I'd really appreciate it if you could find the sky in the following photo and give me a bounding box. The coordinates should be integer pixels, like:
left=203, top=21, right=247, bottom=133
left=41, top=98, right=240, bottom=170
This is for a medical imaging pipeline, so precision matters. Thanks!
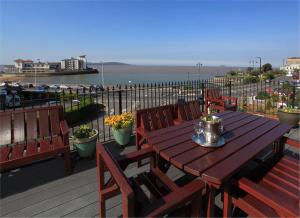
left=0, top=0, right=299, bottom=67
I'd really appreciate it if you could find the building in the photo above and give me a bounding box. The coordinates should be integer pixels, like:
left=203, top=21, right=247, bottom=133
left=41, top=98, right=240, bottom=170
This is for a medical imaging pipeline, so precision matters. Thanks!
left=13, top=59, right=60, bottom=73
left=60, top=55, right=87, bottom=71
left=280, top=57, right=300, bottom=72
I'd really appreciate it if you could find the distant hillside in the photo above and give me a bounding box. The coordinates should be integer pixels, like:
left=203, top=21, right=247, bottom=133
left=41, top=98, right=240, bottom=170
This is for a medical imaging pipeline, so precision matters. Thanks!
left=88, top=62, right=130, bottom=66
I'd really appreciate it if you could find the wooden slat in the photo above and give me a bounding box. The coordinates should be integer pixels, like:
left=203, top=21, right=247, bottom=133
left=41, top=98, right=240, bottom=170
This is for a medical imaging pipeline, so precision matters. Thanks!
left=184, top=104, right=193, bottom=121
left=13, top=112, right=25, bottom=143
left=149, top=110, right=160, bottom=130
left=0, top=113, right=12, bottom=145
left=49, top=109, right=60, bottom=136
left=157, top=109, right=167, bottom=129
left=171, top=117, right=269, bottom=170
left=26, top=111, right=37, bottom=141
left=259, top=179, right=299, bottom=204
left=52, top=136, right=64, bottom=149
left=233, top=195, right=279, bottom=217
left=177, top=104, right=187, bottom=121
left=262, top=174, right=299, bottom=199
left=26, top=141, right=38, bottom=156
left=141, top=113, right=151, bottom=132
left=39, top=110, right=49, bottom=138
left=202, top=123, right=292, bottom=184
left=184, top=118, right=279, bottom=176
left=39, top=139, right=51, bottom=152
left=0, top=146, right=11, bottom=162
left=164, top=108, right=174, bottom=127
left=10, top=144, right=25, bottom=160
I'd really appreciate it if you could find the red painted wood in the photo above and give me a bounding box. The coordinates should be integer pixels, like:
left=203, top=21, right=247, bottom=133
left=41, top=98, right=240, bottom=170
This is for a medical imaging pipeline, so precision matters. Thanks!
left=26, top=111, right=38, bottom=141
left=237, top=178, right=299, bottom=217
left=149, top=110, right=160, bottom=130
left=232, top=195, right=279, bottom=217
left=141, top=112, right=151, bottom=131
left=10, top=144, right=25, bottom=160
left=50, top=108, right=60, bottom=135
left=39, top=139, right=51, bottom=152
left=39, top=109, right=50, bottom=137
left=26, top=141, right=38, bottom=156
left=157, top=109, right=167, bottom=128
left=174, top=118, right=269, bottom=172
left=13, top=112, right=25, bottom=143
left=202, top=123, right=292, bottom=184
left=0, top=106, right=70, bottom=174
left=262, top=175, right=299, bottom=199
left=0, top=113, right=12, bottom=145
left=0, top=146, right=11, bottom=162
left=164, top=108, right=174, bottom=126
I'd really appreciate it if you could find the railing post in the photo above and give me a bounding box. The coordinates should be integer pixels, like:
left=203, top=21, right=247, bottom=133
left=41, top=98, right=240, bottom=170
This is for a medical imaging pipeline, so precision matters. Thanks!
left=229, top=80, right=232, bottom=104
left=292, top=81, right=296, bottom=108
left=118, top=88, right=122, bottom=114
left=201, top=82, right=205, bottom=112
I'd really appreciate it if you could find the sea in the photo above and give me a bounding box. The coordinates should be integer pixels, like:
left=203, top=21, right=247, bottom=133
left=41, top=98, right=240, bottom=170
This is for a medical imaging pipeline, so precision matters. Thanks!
left=20, top=65, right=240, bottom=85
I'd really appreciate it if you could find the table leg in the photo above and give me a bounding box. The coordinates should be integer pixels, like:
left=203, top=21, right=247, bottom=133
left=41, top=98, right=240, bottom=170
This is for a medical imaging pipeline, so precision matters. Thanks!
left=223, top=184, right=232, bottom=218
left=207, top=184, right=216, bottom=217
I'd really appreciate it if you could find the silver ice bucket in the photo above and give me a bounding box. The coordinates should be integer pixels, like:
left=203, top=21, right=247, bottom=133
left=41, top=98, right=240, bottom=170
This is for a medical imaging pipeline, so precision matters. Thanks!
left=200, top=115, right=223, bottom=144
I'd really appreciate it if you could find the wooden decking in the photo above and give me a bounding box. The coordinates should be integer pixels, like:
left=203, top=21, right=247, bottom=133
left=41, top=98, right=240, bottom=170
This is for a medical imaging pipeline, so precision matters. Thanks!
left=0, top=128, right=299, bottom=217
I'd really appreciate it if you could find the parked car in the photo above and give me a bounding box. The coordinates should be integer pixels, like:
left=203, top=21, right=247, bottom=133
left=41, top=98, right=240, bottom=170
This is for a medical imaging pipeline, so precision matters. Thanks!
left=23, top=83, right=34, bottom=88
left=50, top=84, right=60, bottom=89
left=60, top=84, right=70, bottom=89
left=5, top=94, right=21, bottom=107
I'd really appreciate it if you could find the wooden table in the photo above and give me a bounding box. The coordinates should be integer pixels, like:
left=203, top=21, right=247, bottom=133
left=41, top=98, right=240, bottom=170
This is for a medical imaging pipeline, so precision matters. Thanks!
left=146, top=111, right=293, bottom=217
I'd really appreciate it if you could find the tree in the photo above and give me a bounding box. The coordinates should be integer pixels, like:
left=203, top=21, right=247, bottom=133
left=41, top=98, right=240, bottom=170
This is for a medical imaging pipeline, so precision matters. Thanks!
left=262, top=63, right=272, bottom=72
left=249, top=70, right=260, bottom=77
left=226, top=70, right=238, bottom=76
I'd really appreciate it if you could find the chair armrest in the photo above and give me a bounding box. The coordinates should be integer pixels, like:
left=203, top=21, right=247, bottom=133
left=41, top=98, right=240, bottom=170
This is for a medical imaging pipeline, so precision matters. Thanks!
left=60, top=120, right=70, bottom=145
left=147, top=179, right=205, bottom=217
left=221, top=96, right=238, bottom=104
left=237, top=178, right=298, bottom=217
left=117, top=147, right=155, bottom=167
left=207, top=98, right=225, bottom=106
left=283, top=137, right=300, bottom=149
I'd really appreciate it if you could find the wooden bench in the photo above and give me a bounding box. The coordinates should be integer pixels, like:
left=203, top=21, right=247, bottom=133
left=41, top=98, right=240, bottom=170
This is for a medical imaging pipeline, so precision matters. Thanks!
left=205, top=88, right=237, bottom=113
left=96, top=142, right=205, bottom=217
left=0, top=106, right=71, bottom=175
left=232, top=137, right=300, bottom=217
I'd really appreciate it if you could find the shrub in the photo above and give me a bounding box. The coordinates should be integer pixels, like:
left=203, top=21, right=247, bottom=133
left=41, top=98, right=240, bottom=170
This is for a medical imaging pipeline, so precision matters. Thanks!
left=256, top=91, right=270, bottom=100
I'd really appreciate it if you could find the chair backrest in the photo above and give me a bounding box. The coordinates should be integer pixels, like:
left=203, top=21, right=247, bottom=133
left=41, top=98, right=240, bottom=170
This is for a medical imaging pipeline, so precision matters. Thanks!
left=96, top=143, right=135, bottom=217
left=0, top=106, right=64, bottom=146
left=136, top=105, right=175, bottom=132
left=205, top=88, right=221, bottom=100
left=177, top=100, right=202, bottom=121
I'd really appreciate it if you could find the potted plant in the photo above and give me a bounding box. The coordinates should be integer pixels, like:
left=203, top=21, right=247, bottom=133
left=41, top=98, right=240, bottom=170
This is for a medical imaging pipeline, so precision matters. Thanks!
left=73, top=125, right=98, bottom=158
left=277, top=106, right=300, bottom=127
left=105, top=112, right=134, bottom=146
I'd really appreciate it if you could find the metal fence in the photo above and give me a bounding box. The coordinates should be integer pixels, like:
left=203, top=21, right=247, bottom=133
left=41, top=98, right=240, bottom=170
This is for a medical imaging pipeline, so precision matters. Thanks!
left=1, top=77, right=298, bottom=142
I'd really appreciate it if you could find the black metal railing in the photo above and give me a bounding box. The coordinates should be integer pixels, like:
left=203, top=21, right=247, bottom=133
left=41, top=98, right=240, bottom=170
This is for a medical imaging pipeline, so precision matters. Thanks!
left=0, top=77, right=298, bottom=142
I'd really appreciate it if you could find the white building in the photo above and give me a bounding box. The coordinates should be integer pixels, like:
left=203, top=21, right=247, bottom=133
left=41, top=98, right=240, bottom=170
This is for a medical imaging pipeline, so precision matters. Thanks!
left=14, top=59, right=53, bottom=73
left=280, top=57, right=300, bottom=72
left=61, top=55, right=87, bottom=71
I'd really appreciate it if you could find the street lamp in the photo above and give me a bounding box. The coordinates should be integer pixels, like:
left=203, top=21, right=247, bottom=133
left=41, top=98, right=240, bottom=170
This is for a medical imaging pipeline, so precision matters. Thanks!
left=35, top=59, right=40, bottom=87
left=196, top=63, right=202, bottom=80
left=99, top=61, right=104, bottom=87
left=256, top=57, right=262, bottom=74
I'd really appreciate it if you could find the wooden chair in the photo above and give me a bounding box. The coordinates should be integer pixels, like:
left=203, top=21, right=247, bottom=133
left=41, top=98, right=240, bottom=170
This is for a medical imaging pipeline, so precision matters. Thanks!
left=176, top=100, right=203, bottom=121
left=135, top=105, right=175, bottom=153
left=231, top=137, right=300, bottom=217
left=0, top=106, right=71, bottom=174
left=205, top=88, right=237, bottom=113
left=96, top=142, right=205, bottom=217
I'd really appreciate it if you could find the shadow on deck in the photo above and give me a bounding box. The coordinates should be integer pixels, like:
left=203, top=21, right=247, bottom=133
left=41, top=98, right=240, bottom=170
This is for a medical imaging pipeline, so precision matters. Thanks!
left=0, top=128, right=299, bottom=217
